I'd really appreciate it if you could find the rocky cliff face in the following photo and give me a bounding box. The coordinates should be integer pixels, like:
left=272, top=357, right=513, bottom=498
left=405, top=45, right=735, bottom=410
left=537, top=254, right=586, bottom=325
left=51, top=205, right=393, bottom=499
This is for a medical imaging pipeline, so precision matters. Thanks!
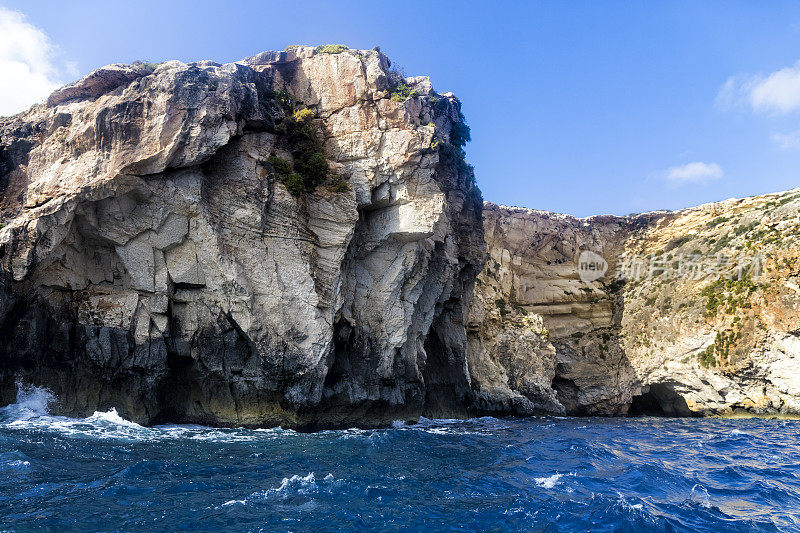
left=0, top=46, right=484, bottom=428
left=470, top=190, right=800, bottom=417
left=2, top=45, right=797, bottom=427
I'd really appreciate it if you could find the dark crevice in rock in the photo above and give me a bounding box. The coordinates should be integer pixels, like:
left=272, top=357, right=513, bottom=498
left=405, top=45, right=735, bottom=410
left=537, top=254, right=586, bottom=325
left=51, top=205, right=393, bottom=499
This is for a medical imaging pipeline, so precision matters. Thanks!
left=628, top=383, right=698, bottom=417
left=552, top=377, right=584, bottom=416
left=421, top=299, right=471, bottom=419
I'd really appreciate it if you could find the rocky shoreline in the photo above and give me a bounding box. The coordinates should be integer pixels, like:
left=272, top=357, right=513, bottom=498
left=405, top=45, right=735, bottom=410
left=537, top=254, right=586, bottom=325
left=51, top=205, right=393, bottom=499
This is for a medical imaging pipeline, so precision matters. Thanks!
left=1, top=46, right=798, bottom=428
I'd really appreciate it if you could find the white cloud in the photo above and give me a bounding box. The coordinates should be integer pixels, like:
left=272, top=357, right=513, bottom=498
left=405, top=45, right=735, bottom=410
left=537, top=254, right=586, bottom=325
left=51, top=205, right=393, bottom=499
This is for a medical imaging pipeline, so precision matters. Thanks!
left=749, top=61, right=800, bottom=113
left=0, top=7, right=70, bottom=116
left=772, top=129, right=800, bottom=150
left=663, top=162, right=724, bottom=186
left=717, top=60, right=800, bottom=114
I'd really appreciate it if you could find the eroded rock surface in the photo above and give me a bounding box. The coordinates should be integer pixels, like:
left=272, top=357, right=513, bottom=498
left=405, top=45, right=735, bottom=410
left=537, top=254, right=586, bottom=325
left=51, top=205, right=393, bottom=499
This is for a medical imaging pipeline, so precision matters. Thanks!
left=0, top=46, right=484, bottom=428
left=3, top=45, right=798, bottom=426
left=470, top=191, right=800, bottom=417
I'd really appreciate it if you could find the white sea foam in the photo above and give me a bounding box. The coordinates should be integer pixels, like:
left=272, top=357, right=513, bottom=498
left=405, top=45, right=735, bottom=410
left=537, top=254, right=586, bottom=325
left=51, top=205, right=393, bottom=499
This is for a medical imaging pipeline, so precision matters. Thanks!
left=2, top=386, right=156, bottom=441
left=86, top=408, right=144, bottom=428
left=155, top=426, right=265, bottom=443
left=0, top=384, right=289, bottom=443
left=1, top=383, right=53, bottom=421
left=534, top=473, right=563, bottom=489
left=688, top=484, right=712, bottom=508
left=219, top=472, right=339, bottom=508
left=6, top=410, right=153, bottom=441
left=274, top=472, right=317, bottom=494
left=0, top=452, right=31, bottom=471
left=243, top=472, right=321, bottom=501
left=407, top=416, right=505, bottom=436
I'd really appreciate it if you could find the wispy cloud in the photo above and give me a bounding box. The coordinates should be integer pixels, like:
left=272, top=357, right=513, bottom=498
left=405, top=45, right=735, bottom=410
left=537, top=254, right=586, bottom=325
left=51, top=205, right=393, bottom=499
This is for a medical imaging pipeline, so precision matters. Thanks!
left=717, top=60, right=800, bottom=114
left=662, top=162, right=724, bottom=186
left=0, top=7, right=74, bottom=116
left=772, top=129, right=800, bottom=150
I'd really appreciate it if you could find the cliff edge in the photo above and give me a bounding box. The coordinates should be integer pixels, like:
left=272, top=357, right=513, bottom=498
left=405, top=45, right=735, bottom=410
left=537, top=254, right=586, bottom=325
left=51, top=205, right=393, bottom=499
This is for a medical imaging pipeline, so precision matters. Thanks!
left=470, top=191, right=800, bottom=417
left=0, top=46, right=484, bottom=428
left=2, top=45, right=797, bottom=426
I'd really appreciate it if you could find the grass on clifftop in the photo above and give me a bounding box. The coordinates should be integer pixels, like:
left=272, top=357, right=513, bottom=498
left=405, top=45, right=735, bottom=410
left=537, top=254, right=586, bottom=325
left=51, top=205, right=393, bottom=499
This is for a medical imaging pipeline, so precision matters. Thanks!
left=387, top=68, right=419, bottom=102
left=314, top=44, right=349, bottom=54
left=132, top=60, right=162, bottom=74
left=389, top=81, right=418, bottom=102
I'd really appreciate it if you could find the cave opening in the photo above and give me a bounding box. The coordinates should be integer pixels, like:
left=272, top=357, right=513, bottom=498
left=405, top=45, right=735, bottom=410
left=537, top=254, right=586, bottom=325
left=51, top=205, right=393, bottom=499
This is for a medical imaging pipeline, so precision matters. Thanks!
left=421, top=300, right=472, bottom=419
left=628, top=383, right=696, bottom=417
left=552, top=376, right=584, bottom=415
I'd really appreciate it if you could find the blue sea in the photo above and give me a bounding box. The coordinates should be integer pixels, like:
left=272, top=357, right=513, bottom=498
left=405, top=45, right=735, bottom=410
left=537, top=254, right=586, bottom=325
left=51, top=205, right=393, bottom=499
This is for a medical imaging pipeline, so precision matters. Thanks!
left=1, top=387, right=799, bottom=532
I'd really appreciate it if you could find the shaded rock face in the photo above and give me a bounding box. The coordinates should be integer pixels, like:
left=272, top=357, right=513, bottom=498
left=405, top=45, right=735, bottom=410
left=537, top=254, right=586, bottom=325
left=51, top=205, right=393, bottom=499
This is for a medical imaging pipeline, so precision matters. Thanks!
left=467, top=206, right=634, bottom=416
left=0, top=47, right=484, bottom=428
left=470, top=191, right=800, bottom=417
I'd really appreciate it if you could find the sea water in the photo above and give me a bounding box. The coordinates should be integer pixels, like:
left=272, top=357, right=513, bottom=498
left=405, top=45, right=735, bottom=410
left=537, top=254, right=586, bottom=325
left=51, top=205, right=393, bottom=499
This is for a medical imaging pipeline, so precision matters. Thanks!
left=1, top=386, right=799, bottom=532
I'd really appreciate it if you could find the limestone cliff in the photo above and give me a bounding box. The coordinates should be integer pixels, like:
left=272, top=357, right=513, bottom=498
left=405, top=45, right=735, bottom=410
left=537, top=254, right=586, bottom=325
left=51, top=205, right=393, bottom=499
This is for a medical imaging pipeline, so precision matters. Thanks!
left=2, top=45, right=797, bottom=426
left=0, top=46, right=484, bottom=428
left=470, top=190, right=800, bottom=417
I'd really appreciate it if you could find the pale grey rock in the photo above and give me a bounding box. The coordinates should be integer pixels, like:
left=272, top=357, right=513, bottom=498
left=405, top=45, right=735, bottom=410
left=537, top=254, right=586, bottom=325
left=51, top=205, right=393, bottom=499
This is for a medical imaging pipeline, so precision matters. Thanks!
left=0, top=46, right=484, bottom=429
left=6, top=44, right=795, bottom=425
left=470, top=191, right=800, bottom=417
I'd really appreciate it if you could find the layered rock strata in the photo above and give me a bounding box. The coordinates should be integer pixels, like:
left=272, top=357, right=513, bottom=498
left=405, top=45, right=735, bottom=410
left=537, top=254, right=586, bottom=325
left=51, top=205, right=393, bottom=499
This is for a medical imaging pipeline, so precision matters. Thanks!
left=470, top=190, right=800, bottom=417
left=0, top=46, right=484, bottom=428
left=2, top=45, right=798, bottom=426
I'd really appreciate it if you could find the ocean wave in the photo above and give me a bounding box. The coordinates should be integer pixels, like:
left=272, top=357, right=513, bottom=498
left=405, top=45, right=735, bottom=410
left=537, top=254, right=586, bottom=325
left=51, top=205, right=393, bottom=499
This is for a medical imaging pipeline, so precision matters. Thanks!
left=687, top=484, right=712, bottom=508
left=0, top=450, right=32, bottom=473
left=400, top=416, right=509, bottom=436
left=1, top=388, right=157, bottom=442
left=534, top=473, right=563, bottom=488
left=0, top=384, right=294, bottom=443
left=0, top=383, right=53, bottom=422
left=220, top=472, right=339, bottom=508
left=534, top=472, right=577, bottom=489
left=2, top=385, right=800, bottom=532
left=272, top=472, right=319, bottom=494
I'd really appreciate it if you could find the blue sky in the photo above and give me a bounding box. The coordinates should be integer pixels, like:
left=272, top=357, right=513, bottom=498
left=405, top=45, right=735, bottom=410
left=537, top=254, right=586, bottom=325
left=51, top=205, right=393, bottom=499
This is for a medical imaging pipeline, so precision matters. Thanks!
left=2, top=1, right=800, bottom=217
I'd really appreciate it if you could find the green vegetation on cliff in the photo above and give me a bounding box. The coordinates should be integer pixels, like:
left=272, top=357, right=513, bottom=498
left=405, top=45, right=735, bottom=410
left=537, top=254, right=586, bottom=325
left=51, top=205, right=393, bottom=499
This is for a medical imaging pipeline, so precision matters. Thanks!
left=269, top=108, right=339, bottom=196
left=314, top=44, right=349, bottom=54
left=701, top=276, right=758, bottom=318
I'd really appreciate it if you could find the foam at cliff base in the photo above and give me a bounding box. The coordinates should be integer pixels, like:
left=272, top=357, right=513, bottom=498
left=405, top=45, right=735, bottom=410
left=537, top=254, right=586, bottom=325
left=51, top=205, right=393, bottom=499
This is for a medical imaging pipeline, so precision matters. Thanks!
left=0, top=384, right=285, bottom=443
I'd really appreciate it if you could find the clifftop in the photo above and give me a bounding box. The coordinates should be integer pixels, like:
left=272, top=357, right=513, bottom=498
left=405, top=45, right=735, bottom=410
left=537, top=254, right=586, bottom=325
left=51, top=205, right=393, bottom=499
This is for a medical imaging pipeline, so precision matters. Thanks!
left=0, top=46, right=453, bottom=216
